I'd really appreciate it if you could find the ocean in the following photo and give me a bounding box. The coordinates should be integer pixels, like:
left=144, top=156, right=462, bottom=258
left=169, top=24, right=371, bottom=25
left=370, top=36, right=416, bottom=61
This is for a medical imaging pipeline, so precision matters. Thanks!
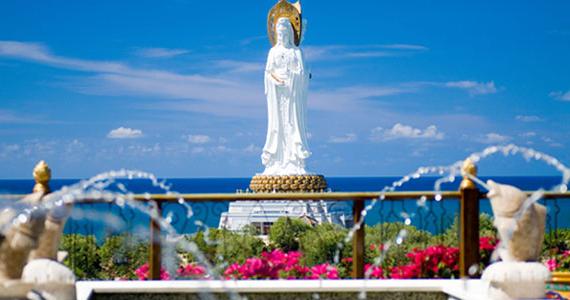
left=0, top=176, right=568, bottom=239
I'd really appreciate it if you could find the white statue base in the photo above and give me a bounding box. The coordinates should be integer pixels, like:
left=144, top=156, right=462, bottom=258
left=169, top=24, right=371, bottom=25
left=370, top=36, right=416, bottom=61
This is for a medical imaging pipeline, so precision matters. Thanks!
left=482, top=261, right=550, bottom=300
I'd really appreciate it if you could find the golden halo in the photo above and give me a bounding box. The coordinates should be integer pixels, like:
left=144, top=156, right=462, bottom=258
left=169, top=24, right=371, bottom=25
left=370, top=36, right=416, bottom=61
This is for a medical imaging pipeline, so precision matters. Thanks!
left=267, top=0, right=302, bottom=46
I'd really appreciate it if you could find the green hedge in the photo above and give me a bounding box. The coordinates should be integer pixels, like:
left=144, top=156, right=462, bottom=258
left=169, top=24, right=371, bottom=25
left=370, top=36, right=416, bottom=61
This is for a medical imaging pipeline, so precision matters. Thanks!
left=59, top=214, right=568, bottom=279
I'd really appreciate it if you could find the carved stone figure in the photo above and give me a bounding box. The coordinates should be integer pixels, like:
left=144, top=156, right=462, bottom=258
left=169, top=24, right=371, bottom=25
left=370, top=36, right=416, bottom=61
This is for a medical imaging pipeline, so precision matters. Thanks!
left=482, top=180, right=550, bottom=300
left=486, top=180, right=546, bottom=262
left=262, top=16, right=311, bottom=175
left=0, top=191, right=46, bottom=281
left=28, top=204, right=71, bottom=261
left=0, top=161, right=75, bottom=300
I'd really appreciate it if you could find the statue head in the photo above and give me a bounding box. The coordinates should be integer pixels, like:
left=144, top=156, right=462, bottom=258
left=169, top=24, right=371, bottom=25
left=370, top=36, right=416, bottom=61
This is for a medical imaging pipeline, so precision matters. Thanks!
left=276, top=17, right=295, bottom=47
left=267, top=0, right=302, bottom=46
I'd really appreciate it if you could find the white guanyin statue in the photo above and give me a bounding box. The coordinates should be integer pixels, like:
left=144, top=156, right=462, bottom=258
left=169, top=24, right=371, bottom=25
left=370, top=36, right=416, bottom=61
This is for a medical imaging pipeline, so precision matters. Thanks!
left=261, top=17, right=311, bottom=175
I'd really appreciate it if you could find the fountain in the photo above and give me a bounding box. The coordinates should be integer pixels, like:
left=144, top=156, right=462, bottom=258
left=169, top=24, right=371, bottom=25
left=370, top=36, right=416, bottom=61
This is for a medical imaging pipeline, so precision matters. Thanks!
left=481, top=181, right=550, bottom=299
left=0, top=161, right=76, bottom=300
left=0, top=144, right=567, bottom=300
left=0, top=1, right=568, bottom=300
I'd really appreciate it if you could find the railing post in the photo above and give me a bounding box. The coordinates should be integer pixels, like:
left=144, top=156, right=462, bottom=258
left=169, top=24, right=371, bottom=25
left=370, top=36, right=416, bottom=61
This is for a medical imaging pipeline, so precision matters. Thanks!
left=352, top=198, right=365, bottom=279
left=149, top=200, right=162, bottom=280
left=459, top=159, right=480, bottom=278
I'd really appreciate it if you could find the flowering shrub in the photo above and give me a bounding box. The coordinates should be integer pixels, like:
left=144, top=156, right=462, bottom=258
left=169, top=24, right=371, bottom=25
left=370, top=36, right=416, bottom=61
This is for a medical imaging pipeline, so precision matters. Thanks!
left=177, top=263, right=207, bottom=279
left=135, top=263, right=171, bottom=280
left=544, top=250, right=570, bottom=272
left=390, top=245, right=459, bottom=279
left=135, top=263, right=208, bottom=280
left=479, top=236, right=498, bottom=267
left=223, top=249, right=339, bottom=280
left=365, top=264, right=384, bottom=279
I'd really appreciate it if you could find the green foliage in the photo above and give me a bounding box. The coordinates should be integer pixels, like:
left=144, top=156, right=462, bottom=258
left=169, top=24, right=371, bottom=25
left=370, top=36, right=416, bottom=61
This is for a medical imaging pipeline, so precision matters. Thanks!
left=269, top=217, right=312, bottom=251
left=300, top=223, right=350, bottom=265
left=59, top=234, right=100, bottom=279
left=437, top=213, right=497, bottom=247
left=365, top=222, right=434, bottom=273
left=479, top=213, right=497, bottom=237
left=97, top=234, right=148, bottom=279
left=57, top=212, right=567, bottom=280
left=543, top=228, right=570, bottom=255
left=214, top=229, right=266, bottom=264
left=181, top=228, right=266, bottom=266
left=182, top=229, right=219, bottom=264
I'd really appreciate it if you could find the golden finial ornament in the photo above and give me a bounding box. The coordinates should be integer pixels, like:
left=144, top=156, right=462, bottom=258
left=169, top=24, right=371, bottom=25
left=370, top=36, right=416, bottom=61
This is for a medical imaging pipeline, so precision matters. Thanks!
left=460, top=158, right=477, bottom=190
left=32, top=160, right=51, bottom=194
left=267, top=0, right=303, bottom=46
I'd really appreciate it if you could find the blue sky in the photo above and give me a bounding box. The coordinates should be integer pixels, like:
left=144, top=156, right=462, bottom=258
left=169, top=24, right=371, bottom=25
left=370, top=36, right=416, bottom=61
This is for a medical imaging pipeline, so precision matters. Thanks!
left=1, top=0, right=569, bottom=179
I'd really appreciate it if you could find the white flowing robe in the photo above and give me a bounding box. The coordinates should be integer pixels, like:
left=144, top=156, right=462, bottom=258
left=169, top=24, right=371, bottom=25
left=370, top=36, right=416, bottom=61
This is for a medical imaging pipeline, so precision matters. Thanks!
left=262, top=45, right=311, bottom=175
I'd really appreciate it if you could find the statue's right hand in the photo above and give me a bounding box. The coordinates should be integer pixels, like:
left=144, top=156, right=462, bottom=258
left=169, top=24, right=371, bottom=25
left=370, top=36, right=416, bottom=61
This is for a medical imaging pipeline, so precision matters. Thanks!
left=271, top=73, right=286, bottom=86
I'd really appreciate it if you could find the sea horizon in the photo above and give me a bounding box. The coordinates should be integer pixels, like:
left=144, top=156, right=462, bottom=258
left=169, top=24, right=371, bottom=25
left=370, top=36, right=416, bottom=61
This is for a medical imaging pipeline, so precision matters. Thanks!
left=2, top=176, right=568, bottom=238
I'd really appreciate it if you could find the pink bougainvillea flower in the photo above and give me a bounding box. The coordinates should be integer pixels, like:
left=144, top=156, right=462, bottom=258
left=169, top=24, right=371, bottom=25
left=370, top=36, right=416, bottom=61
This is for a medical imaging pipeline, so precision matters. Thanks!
left=546, top=258, right=558, bottom=272
left=390, top=245, right=459, bottom=279
left=365, top=264, right=384, bottom=279
left=177, top=263, right=206, bottom=279
left=135, top=263, right=170, bottom=280
left=479, top=236, right=498, bottom=252
left=306, top=263, right=339, bottom=280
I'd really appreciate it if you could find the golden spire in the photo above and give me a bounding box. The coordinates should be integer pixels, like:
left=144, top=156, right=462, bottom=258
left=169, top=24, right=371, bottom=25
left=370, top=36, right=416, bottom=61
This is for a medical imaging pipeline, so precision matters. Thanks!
left=460, top=158, right=477, bottom=190
left=32, top=160, right=51, bottom=194
left=267, top=0, right=303, bottom=46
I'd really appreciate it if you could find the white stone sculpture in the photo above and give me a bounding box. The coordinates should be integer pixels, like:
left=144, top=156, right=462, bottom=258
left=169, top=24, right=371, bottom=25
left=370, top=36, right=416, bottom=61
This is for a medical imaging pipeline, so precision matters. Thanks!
left=0, top=192, right=46, bottom=281
left=29, top=196, right=72, bottom=261
left=261, top=17, right=311, bottom=175
left=0, top=161, right=75, bottom=300
left=486, top=180, right=547, bottom=262
left=482, top=180, right=550, bottom=300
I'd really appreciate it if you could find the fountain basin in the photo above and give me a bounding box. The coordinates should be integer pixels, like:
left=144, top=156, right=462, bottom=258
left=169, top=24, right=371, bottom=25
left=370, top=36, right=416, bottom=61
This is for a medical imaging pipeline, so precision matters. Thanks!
left=76, top=279, right=489, bottom=300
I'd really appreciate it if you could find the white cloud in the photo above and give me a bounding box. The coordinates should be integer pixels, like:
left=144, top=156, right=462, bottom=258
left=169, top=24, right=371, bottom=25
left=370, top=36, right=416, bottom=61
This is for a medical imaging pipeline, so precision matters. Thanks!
left=516, top=115, right=542, bottom=122
left=0, top=144, right=21, bottom=158
left=107, top=127, right=143, bottom=139
left=520, top=131, right=537, bottom=138
left=0, top=109, right=23, bottom=123
left=541, top=136, right=564, bottom=148
left=370, top=123, right=444, bottom=141
left=243, top=144, right=261, bottom=154
left=329, top=133, right=357, bottom=143
left=381, top=44, right=429, bottom=50
left=125, top=143, right=161, bottom=156
left=0, top=41, right=493, bottom=121
left=478, top=133, right=511, bottom=144
left=0, top=109, right=50, bottom=124
left=191, top=147, right=205, bottom=154
left=0, top=41, right=262, bottom=117
left=213, top=145, right=231, bottom=153
left=310, top=85, right=415, bottom=112
left=444, top=81, right=497, bottom=95
left=134, top=47, right=190, bottom=58
left=186, top=134, right=211, bottom=144
left=214, top=60, right=264, bottom=73
left=549, top=90, right=570, bottom=101
left=304, top=44, right=428, bottom=61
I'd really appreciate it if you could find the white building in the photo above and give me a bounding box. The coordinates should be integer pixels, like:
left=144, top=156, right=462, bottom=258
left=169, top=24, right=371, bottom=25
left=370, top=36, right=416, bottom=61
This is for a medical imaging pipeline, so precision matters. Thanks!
left=219, top=200, right=353, bottom=234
